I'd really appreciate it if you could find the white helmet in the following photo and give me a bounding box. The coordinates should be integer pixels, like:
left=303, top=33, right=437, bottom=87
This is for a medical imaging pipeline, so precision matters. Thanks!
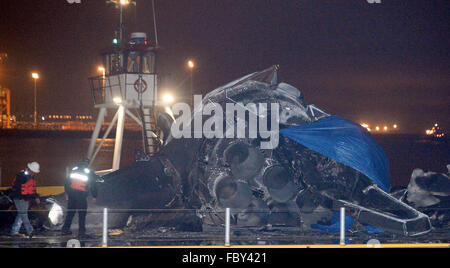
left=27, top=162, right=40, bottom=174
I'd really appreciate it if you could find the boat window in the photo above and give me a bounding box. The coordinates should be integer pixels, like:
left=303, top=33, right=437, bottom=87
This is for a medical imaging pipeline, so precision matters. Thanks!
left=142, top=53, right=156, bottom=74
left=127, top=52, right=140, bottom=73
left=107, top=53, right=123, bottom=74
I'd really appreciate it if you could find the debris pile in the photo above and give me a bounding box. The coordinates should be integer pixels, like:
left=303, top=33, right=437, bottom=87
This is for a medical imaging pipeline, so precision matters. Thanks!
left=89, top=66, right=431, bottom=236
left=394, top=165, right=450, bottom=228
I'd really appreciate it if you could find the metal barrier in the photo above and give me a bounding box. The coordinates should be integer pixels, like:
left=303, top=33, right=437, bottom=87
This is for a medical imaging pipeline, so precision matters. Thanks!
left=96, top=207, right=348, bottom=248
left=102, top=208, right=108, bottom=247
left=0, top=206, right=449, bottom=248
left=225, top=208, right=230, bottom=247
left=340, top=207, right=346, bottom=246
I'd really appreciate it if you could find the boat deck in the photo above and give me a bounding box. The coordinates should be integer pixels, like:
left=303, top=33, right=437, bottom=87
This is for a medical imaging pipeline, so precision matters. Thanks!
left=1, top=226, right=450, bottom=248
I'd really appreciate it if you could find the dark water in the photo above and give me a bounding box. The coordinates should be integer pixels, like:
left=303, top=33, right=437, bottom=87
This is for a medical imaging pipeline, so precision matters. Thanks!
left=0, top=135, right=141, bottom=187
left=374, top=134, right=449, bottom=187
left=0, top=134, right=448, bottom=189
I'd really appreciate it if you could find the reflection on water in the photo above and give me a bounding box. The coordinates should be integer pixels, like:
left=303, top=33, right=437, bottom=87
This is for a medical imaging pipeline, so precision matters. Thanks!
left=96, top=138, right=115, bottom=153
left=0, top=136, right=142, bottom=186
left=0, top=135, right=448, bottom=189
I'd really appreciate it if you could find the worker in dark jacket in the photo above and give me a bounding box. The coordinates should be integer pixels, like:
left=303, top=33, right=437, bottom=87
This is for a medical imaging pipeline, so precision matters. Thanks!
left=61, top=160, right=98, bottom=237
left=9, top=162, right=41, bottom=238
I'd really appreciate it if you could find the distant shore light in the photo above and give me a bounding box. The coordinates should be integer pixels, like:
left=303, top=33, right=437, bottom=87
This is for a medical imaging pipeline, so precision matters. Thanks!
left=187, top=60, right=195, bottom=69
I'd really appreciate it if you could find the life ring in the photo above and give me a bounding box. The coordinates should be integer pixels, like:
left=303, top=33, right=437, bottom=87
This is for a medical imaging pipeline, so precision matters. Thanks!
left=134, top=78, right=148, bottom=93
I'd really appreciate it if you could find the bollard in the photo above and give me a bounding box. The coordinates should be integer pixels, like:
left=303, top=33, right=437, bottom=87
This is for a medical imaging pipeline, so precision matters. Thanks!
left=102, top=208, right=108, bottom=247
left=225, top=208, right=230, bottom=247
left=340, top=207, right=346, bottom=246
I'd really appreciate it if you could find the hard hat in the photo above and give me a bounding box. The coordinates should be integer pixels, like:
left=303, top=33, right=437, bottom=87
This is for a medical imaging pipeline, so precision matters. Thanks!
left=27, top=162, right=40, bottom=174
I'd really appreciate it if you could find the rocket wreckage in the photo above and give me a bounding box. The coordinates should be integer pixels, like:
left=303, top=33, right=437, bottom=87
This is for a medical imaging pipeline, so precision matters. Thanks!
left=4, top=66, right=434, bottom=236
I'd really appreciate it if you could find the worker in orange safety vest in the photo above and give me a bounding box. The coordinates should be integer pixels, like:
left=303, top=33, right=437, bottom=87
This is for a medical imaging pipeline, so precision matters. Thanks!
left=9, top=162, right=41, bottom=238
left=61, top=160, right=98, bottom=238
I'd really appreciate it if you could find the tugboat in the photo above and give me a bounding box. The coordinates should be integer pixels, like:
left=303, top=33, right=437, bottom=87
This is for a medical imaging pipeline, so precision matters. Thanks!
left=85, top=0, right=174, bottom=175
left=87, top=32, right=175, bottom=175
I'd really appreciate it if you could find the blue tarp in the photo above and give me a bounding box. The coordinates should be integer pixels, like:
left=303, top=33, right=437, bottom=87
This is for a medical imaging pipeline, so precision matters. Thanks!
left=280, top=116, right=390, bottom=191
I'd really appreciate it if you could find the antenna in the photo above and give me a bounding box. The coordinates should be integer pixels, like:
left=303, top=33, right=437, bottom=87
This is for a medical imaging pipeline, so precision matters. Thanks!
left=152, top=0, right=159, bottom=47
left=106, top=0, right=136, bottom=45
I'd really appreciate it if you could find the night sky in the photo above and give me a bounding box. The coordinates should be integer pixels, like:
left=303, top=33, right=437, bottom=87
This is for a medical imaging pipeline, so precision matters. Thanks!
left=0, top=0, right=448, bottom=134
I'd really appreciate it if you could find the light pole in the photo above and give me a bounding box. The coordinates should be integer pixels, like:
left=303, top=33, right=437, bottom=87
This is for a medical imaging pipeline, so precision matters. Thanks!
left=98, top=66, right=106, bottom=76
left=119, top=0, right=132, bottom=45
left=98, top=66, right=106, bottom=101
left=31, top=72, right=39, bottom=125
left=187, top=60, right=195, bottom=105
